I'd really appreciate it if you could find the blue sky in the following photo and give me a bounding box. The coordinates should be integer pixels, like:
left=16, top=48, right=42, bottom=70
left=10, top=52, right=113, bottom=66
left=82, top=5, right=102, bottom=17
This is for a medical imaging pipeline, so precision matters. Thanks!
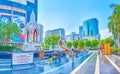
left=38, top=0, right=120, bottom=37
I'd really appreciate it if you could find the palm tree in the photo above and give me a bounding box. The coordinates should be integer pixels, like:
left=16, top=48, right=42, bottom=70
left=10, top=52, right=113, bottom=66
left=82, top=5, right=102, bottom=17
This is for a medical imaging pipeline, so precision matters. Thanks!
left=108, top=17, right=117, bottom=46
left=108, top=4, right=120, bottom=47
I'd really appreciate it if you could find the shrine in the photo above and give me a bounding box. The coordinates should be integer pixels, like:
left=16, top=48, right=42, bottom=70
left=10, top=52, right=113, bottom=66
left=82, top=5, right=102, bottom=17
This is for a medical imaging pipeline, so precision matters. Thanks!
left=22, top=11, right=41, bottom=51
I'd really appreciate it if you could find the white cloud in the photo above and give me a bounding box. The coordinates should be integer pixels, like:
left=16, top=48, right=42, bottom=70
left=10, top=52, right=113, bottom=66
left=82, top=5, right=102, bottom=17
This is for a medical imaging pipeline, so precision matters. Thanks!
left=100, top=29, right=112, bottom=39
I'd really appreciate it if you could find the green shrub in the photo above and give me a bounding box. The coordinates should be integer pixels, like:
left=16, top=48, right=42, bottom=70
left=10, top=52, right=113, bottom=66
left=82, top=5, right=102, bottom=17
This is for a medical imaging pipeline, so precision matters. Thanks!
left=111, top=47, right=120, bottom=51
left=111, top=47, right=120, bottom=54
left=90, top=48, right=98, bottom=50
left=0, top=45, right=19, bottom=51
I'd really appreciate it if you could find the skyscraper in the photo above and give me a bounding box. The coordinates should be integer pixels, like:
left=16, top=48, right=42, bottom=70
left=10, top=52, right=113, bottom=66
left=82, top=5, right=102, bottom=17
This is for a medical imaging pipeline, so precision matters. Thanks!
left=83, top=18, right=99, bottom=36
left=38, top=24, right=43, bottom=44
left=45, top=28, right=65, bottom=38
left=66, top=32, right=79, bottom=41
left=79, top=26, right=84, bottom=39
left=45, top=30, right=51, bottom=38
left=82, top=18, right=100, bottom=40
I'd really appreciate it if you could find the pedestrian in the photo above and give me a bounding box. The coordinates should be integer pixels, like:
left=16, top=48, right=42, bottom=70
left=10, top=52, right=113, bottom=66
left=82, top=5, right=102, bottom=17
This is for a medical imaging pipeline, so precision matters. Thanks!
left=98, top=49, right=100, bottom=54
left=71, top=48, right=75, bottom=60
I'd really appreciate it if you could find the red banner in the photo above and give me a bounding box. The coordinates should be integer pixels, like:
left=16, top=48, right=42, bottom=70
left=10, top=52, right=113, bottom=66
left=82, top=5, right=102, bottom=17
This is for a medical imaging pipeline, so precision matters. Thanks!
left=40, top=50, right=44, bottom=59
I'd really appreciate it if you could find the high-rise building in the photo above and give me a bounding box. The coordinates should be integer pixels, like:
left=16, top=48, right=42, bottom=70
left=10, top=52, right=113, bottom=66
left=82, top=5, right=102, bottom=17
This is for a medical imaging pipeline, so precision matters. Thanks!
left=82, top=18, right=100, bottom=40
left=38, top=24, right=43, bottom=44
left=83, top=18, right=99, bottom=36
left=45, top=28, right=65, bottom=38
left=45, top=30, right=51, bottom=38
left=79, top=26, right=84, bottom=39
left=0, top=0, right=38, bottom=42
left=66, top=32, right=79, bottom=41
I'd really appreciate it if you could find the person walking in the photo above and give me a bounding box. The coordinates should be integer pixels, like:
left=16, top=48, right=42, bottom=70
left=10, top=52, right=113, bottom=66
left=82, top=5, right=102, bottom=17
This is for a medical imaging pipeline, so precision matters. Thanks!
left=98, top=47, right=103, bottom=55
left=71, top=48, right=75, bottom=61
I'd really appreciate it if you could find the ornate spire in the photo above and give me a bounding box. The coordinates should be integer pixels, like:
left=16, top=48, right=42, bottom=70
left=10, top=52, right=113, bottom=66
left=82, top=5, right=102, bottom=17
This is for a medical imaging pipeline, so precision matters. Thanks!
left=30, top=10, right=35, bottom=23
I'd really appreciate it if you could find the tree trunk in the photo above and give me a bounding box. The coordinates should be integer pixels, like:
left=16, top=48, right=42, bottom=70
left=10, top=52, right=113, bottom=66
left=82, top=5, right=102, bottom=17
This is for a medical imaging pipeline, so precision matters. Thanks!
left=118, top=33, right=120, bottom=48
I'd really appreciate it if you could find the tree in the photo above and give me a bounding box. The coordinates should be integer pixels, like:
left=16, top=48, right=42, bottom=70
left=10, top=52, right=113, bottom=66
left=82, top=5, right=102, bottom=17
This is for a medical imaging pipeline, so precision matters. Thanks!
left=91, top=39, right=99, bottom=48
left=41, top=43, right=45, bottom=49
left=98, top=40, right=104, bottom=48
left=72, top=40, right=79, bottom=49
left=108, top=4, right=120, bottom=47
left=66, top=41, right=72, bottom=49
left=45, top=35, right=60, bottom=50
left=0, top=24, right=4, bottom=39
left=0, top=22, right=21, bottom=44
left=78, top=40, right=84, bottom=48
left=41, top=43, right=49, bottom=50
left=7, top=23, right=21, bottom=40
left=104, top=38, right=114, bottom=47
left=85, top=40, right=91, bottom=48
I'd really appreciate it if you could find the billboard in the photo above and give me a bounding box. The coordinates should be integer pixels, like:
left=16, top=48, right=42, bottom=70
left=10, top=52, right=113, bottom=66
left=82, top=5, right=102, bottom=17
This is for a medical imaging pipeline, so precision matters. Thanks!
left=0, top=13, right=25, bottom=42
left=12, top=15, right=25, bottom=42
left=0, top=14, right=11, bottom=23
left=12, top=52, right=33, bottom=65
left=13, top=15, right=25, bottom=32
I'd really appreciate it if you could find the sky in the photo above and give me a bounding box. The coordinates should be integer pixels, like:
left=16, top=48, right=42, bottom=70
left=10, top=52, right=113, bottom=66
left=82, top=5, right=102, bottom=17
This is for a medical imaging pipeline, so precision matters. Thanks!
left=38, top=0, right=120, bottom=39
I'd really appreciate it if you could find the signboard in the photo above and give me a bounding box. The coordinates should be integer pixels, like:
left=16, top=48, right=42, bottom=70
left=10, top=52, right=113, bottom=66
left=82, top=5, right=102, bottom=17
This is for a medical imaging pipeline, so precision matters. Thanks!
left=59, top=40, right=62, bottom=47
left=12, top=52, right=33, bottom=65
left=40, top=50, right=44, bottom=59
left=103, top=43, right=111, bottom=55
left=9, top=0, right=27, bottom=5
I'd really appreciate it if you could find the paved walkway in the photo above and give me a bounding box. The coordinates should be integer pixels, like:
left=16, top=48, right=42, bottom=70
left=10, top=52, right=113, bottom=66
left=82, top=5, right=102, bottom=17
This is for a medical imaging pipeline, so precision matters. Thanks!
left=76, top=53, right=97, bottom=74
left=99, top=55, right=120, bottom=74
left=1, top=51, right=120, bottom=74
left=110, top=55, right=120, bottom=67
left=71, top=52, right=120, bottom=74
